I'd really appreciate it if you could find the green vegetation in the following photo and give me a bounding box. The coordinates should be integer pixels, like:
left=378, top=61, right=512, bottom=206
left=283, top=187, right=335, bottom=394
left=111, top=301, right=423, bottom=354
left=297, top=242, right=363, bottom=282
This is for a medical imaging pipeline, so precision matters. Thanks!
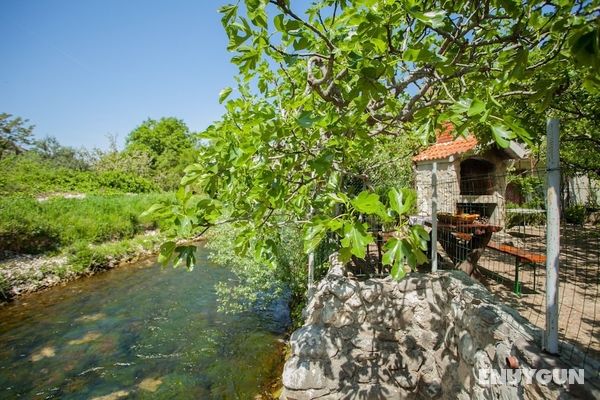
left=65, top=234, right=166, bottom=272
left=0, top=153, right=158, bottom=196
left=123, top=117, right=199, bottom=191
left=0, top=194, right=171, bottom=255
left=0, top=116, right=198, bottom=196
left=0, top=115, right=194, bottom=299
left=206, top=224, right=314, bottom=327
left=564, top=205, right=587, bottom=225
left=152, top=0, right=599, bottom=287
left=0, top=113, right=34, bottom=159
left=0, top=193, right=174, bottom=299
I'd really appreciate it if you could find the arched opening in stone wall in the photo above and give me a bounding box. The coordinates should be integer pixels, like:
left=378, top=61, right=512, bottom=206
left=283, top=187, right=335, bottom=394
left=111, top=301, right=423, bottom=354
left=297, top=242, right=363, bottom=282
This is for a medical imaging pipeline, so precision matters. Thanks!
left=460, top=158, right=496, bottom=195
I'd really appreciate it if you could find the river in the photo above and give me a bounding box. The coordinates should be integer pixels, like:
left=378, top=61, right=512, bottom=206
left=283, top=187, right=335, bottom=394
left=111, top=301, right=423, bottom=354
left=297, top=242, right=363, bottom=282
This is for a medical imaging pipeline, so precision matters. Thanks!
left=0, top=248, right=289, bottom=399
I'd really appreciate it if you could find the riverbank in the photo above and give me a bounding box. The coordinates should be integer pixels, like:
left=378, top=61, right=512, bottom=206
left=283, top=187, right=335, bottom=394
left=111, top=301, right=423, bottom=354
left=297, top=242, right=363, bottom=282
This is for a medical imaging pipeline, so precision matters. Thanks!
left=0, top=231, right=165, bottom=303
left=0, top=193, right=175, bottom=302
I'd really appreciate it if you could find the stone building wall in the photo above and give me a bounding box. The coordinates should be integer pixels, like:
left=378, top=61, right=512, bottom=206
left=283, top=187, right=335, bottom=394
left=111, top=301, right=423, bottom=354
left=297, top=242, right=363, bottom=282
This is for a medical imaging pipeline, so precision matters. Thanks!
left=281, top=261, right=598, bottom=399
left=414, top=160, right=458, bottom=216
left=414, top=151, right=511, bottom=226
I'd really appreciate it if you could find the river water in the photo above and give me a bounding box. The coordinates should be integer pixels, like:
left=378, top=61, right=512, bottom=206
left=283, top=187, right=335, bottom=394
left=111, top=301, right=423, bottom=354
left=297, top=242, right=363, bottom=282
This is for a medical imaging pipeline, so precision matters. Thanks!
left=0, top=248, right=289, bottom=399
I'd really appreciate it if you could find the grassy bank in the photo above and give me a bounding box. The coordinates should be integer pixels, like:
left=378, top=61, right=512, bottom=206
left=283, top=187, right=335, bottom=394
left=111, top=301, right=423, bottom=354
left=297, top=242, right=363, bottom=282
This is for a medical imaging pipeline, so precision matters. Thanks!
left=0, top=194, right=172, bottom=255
left=0, top=194, right=173, bottom=300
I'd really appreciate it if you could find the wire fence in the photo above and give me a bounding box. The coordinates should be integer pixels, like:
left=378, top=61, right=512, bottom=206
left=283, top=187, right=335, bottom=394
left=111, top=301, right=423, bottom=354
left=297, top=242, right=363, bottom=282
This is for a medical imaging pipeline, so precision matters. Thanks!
left=311, top=162, right=600, bottom=371
left=417, top=168, right=600, bottom=371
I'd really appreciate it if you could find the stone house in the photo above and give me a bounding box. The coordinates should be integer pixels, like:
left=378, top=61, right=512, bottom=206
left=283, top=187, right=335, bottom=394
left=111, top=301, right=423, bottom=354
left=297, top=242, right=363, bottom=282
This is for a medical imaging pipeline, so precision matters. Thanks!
left=413, top=123, right=527, bottom=226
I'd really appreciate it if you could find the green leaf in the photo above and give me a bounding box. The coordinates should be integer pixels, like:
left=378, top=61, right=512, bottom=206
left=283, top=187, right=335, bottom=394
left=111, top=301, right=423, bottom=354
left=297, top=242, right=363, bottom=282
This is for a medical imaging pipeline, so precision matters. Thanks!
left=326, top=219, right=344, bottom=232
left=382, top=237, right=414, bottom=279
left=297, top=110, right=316, bottom=128
left=387, top=188, right=415, bottom=216
left=371, top=38, right=387, bottom=52
left=339, top=246, right=353, bottom=263
left=304, top=221, right=327, bottom=253
left=274, top=14, right=285, bottom=32
left=140, top=203, right=166, bottom=219
left=327, top=192, right=349, bottom=204
left=490, top=124, right=512, bottom=148
left=174, top=245, right=197, bottom=269
left=570, top=26, right=600, bottom=69
left=158, top=241, right=176, bottom=266
left=467, top=98, right=486, bottom=116
left=351, top=191, right=385, bottom=215
left=382, top=237, right=402, bottom=266
left=390, top=263, right=406, bottom=280
left=451, top=98, right=472, bottom=114
left=508, top=48, right=529, bottom=80
left=340, top=221, right=373, bottom=259
left=410, top=225, right=429, bottom=244
left=219, top=4, right=238, bottom=26
left=219, top=87, right=233, bottom=103
left=409, top=10, right=446, bottom=28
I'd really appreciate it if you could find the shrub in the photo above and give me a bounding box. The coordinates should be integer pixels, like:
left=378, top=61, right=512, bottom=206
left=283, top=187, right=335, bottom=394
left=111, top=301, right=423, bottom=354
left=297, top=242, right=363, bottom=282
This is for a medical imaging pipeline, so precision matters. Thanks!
left=0, top=153, right=159, bottom=196
left=564, top=205, right=586, bottom=225
left=207, top=224, right=310, bottom=327
left=0, top=194, right=172, bottom=257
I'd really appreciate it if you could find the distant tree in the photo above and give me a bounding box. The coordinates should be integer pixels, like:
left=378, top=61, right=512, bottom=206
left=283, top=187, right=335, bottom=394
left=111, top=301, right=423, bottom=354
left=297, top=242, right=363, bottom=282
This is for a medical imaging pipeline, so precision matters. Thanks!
left=125, top=118, right=198, bottom=190
left=32, top=136, right=90, bottom=170
left=93, top=148, right=154, bottom=180
left=0, top=113, right=34, bottom=159
left=126, top=118, right=195, bottom=160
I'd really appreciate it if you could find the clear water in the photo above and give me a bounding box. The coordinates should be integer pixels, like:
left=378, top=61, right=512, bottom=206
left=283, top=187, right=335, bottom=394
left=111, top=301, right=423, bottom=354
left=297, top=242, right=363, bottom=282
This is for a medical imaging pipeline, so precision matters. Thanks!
left=0, top=248, right=288, bottom=399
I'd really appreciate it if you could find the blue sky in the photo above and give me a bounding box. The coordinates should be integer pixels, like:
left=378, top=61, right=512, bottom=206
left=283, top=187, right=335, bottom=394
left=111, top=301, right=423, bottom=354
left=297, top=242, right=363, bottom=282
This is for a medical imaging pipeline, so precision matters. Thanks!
left=1, top=0, right=240, bottom=149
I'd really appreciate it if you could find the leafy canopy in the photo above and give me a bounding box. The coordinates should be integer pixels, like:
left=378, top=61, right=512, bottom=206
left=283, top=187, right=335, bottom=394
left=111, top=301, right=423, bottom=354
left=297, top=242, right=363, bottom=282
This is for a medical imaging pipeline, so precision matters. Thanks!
left=125, top=117, right=199, bottom=190
left=0, top=113, right=34, bottom=159
left=152, top=0, right=599, bottom=275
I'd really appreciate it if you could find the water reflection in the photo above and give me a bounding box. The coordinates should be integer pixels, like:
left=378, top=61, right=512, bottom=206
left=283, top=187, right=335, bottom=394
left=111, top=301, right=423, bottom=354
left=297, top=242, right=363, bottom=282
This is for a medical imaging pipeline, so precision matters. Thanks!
left=0, top=249, right=288, bottom=399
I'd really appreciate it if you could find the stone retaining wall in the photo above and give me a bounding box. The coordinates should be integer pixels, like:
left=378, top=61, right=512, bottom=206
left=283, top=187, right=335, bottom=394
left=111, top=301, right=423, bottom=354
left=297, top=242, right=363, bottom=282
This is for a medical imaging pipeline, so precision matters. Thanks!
left=281, top=260, right=597, bottom=399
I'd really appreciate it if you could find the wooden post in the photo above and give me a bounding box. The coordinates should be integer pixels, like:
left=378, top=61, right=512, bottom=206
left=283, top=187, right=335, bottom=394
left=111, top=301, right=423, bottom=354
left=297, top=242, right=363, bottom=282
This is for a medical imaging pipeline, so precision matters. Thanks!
left=431, top=161, right=438, bottom=272
left=545, top=118, right=560, bottom=355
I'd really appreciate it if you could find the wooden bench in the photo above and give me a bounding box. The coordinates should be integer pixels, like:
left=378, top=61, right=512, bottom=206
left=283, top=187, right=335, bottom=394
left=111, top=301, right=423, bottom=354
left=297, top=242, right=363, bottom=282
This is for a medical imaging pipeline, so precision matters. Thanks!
left=486, top=242, right=546, bottom=295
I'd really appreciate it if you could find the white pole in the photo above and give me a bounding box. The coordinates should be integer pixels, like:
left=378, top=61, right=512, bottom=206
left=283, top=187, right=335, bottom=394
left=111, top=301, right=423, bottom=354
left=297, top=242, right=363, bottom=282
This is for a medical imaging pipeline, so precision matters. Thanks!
left=545, top=118, right=560, bottom=355
left=431, top=161, right=438, bottom=273
left=307, top=205, right=315, bottom=298
left=308, top=252, right=315, bottom=287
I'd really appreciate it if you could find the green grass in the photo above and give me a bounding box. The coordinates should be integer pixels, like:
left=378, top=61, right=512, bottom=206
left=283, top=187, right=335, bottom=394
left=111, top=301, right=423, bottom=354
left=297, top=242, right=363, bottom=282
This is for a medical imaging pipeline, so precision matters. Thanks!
left=0, top=153, right=158, bottom=196
left=66, top=234, right=165, bottom=272
left=0, top=193, right=173, bottom=256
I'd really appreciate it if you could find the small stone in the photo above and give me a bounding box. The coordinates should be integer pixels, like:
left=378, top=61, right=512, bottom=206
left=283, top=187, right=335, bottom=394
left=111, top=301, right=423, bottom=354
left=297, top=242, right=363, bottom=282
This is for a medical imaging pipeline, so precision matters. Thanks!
left=494, top=342, right=512, bottom=369
left=351, top=332, right=374, bottom=352
left=290, top=325, right=339, bottom=359
left=394, top=277, right=419, bottom=293
left=332, top=311, right=354, bottom=328
left=458, top=331, right=477, bottom=365
left=360, top=280, right=383, bottom=303
left=320, top=296, right=343, bottom=325
left=328, top=279, right=356, bottom=301
left=282, top=356, right=329, bottom=390
left=346, top=292, right=363, bottom=309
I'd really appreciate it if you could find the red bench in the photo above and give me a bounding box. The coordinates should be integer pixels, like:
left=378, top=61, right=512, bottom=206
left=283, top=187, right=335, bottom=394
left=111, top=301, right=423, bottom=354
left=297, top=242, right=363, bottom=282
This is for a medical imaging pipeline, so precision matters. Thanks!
left=486, top=242, right=546, bottom=295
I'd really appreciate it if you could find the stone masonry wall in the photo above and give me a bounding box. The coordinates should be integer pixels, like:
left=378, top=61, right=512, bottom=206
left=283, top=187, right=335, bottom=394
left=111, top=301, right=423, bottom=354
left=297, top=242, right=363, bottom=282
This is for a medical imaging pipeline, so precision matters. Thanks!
left=281, top=260, right=597, bottom=399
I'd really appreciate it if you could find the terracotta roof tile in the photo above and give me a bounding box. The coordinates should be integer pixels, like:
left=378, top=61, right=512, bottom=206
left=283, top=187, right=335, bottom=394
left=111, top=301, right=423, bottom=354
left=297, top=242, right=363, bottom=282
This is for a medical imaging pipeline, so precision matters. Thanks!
left=413, top=123, right=478, bottom=162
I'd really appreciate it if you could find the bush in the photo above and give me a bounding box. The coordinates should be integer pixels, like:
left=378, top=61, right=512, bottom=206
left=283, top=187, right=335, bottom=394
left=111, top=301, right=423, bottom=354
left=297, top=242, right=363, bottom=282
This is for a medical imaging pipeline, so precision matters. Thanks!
left=206, top=224, right=310, bottom=327
left=0, top=153, right=158, bottom=196
left=0, top=194, right=172, bottom=257
left=564, top=205, right=586, bottom=225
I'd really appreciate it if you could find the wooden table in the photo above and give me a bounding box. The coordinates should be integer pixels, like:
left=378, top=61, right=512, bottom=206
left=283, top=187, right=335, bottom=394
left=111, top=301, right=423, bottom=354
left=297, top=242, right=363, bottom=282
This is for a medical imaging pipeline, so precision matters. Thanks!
left=431, top=222, right=503, bottom=276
